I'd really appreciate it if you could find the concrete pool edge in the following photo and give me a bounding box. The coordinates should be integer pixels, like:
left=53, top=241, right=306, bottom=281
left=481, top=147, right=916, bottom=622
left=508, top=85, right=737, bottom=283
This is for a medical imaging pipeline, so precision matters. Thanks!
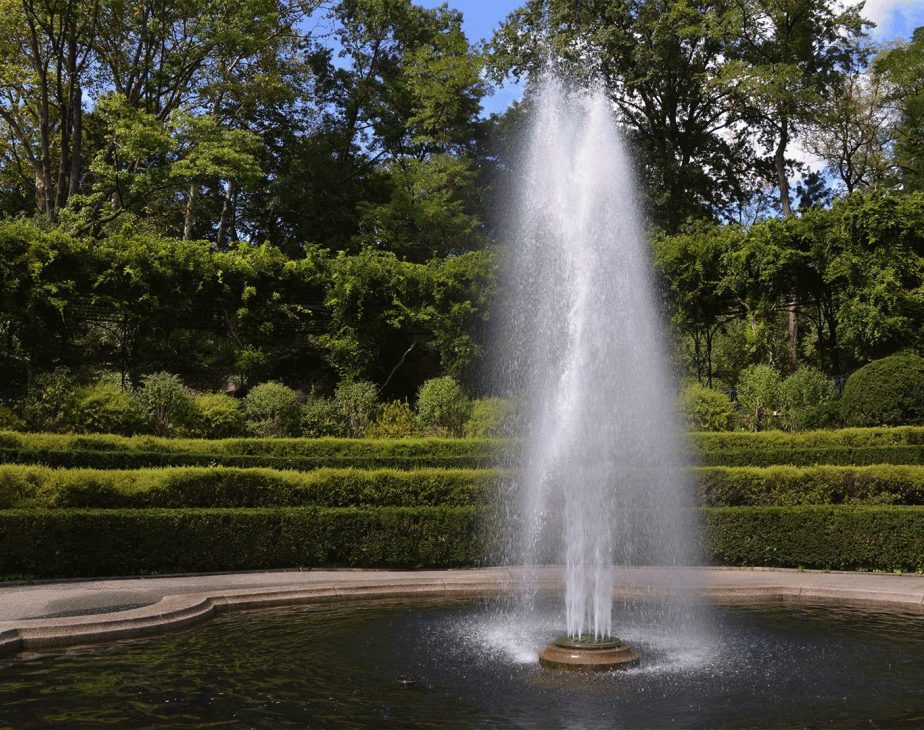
left=2, top=567, right=923, bottom=657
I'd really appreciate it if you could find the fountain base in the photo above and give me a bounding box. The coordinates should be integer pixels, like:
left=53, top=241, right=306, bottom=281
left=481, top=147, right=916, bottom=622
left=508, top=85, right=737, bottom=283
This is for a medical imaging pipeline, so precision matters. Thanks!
left=538, top=635, right=640, bottom=672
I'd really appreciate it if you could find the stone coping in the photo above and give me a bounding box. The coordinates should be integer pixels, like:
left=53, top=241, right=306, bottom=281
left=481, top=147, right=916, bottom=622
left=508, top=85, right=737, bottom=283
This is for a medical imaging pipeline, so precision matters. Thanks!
left=2, top=566, right=923, bottom=658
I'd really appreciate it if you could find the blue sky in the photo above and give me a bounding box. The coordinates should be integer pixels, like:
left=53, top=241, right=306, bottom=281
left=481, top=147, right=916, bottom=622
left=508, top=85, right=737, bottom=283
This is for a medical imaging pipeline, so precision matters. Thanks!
left=415, top=0, right=924, bottom=117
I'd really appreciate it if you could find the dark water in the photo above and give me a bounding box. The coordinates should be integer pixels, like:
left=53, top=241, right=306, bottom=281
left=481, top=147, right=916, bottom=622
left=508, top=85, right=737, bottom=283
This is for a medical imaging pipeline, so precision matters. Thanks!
left=1, top=599, right=922, bottom=729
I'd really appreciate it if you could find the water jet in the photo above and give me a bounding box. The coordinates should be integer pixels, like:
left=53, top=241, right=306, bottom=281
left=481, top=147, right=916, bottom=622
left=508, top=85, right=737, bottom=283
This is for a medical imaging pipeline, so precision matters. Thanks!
left=497, top=75, right=698, bottom=669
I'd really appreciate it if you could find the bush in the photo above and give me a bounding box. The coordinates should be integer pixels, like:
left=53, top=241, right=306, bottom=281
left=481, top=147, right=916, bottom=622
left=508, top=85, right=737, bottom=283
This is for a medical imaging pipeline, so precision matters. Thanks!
left=23, top=368, right=76, bottom=432
left=696, top=465, right=924, bottom=506
left=679, top=383, right=734, bottom=432
left=736, top=365, right=782, bottom=431
left=137, top=372, right=191, bottom=436
left=243, top=382, right=301, bottom=437
left=0, top=506, right=483, bottom=578
left=705, top=506, right=924, bottom=571
left=0, top=405, right=26, bottom=432
left=417, top=377, right=471, bottom=437
left=779, top=367, right=838, bottom=431
left=333, top=380, right=379, bottom=438
left=300, top=397, right=344, bottom=438
left=463, top=397, right=518, bottom=438
left=65, top=384, right=145, bottom=436
left=178, top=394, right=244, bottom=439
left=0, top=464, right=497, bottom=509
left=367, top=401, right=417, bottom=438
left=841, top=354, right=924, bottom=427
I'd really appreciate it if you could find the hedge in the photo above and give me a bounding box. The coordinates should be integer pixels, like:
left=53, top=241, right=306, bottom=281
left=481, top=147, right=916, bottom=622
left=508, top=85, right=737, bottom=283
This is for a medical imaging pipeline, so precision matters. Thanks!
left=3, top=464, right=924, bottom=509
left=1, top=506, right=922, bottom=578
left=0, top=465, right=501, bottom=509
left=697, top=465, right=924, bottom=506
left=704, top=506, right=924, bottom=571
left=1, top=429, right=922, bottom=471
left=689, top=427, right=924, bottom=449
left=0, top=447, right=496, bottom=471
left=0, top=507, right=482, bottom=578
left=1, top=444, right=922, bottom=472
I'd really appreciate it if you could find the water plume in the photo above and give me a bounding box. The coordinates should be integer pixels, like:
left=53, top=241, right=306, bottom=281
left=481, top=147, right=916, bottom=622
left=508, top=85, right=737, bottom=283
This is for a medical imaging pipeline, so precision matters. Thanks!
left=496, top=76, right=697, bottom=639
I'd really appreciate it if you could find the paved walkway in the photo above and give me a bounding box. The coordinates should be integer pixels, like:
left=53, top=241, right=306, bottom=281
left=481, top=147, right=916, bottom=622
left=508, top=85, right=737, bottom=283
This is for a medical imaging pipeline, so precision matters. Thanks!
left=2, top=567, right=923, bottom=656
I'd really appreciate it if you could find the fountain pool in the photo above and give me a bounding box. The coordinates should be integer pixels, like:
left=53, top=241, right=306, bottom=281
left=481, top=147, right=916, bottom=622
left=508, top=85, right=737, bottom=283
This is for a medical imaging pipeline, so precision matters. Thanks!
left=2, top=597, right=923, bottom=728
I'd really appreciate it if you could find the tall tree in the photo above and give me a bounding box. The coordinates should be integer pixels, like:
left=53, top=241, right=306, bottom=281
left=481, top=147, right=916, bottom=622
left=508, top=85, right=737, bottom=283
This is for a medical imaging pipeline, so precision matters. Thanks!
left=488, top=0, right=759, bottom=232
left=874, top=27, right=924, bottom=192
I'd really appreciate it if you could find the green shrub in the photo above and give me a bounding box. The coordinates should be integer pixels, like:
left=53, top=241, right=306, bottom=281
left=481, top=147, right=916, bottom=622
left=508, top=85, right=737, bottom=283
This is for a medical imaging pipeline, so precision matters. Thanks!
left=778, top=367, right=838, bottom=431
left=300, top=397, right=344, bottom=438
left=137, top=372, right=191, bottom=436
left=696, top=465, right=924, bottom=506
left=65, top=384, right=145, bottom=436
left=736, top=365, right=782, bottom=431
left=0, top=406, right=26, bottom=432
left=0, top=464, right=498, bottom=509
left=367, top=400, right=417, bottom=438
left=417, top=377, right=471, bottom=437
left=0, top=506, right=483, bottom=577
left=178, top=394, right=244, bottom=439
left=463, top=397, right=518, bottom=438
left=23, top=368, right=76, bottom=432
left=2, top=505, right=924, bottom=577
left=841, top=354, right=924, bottom=427
left=705, top=506, right=924, bottom=571
left=333, top=380, right=379, bottom=438
left=243, top=382, right=301, bottom=437
left=680, top=383, right=734, bottom=432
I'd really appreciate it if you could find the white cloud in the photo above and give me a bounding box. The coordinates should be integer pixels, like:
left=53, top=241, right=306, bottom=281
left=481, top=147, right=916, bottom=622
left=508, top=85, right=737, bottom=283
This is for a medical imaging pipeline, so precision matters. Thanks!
left=861, top=0, right=924, bottom=40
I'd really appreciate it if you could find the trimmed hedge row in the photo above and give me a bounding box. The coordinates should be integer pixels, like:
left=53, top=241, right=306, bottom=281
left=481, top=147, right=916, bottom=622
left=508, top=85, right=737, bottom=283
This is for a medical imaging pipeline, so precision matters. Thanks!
left=695, top=445, right=924, bottom=467
left=691, top=427, right=924, bottom=449
left=3, top=464, right=924, bottom=509
left=0, top=465, right=500, bottom=509
left=704, top=506, right=924, bottom=571
left=1, top=429, right=923, bottom=471
left=0, top=507, right=482, bottom=578
left=2, top=445, right=922, bottom=472
left=1, top=506, right=922, bottom=578
left=0, top=431, right=503, bottom=458
left=698, top=465, right=924, bottom=506
left=0, top=447, right=494, bottom=471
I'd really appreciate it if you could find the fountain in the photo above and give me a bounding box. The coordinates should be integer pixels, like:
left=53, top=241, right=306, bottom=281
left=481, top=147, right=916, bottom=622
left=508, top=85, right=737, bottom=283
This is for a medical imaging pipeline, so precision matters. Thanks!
left=497, top=75, right=698, bottom=671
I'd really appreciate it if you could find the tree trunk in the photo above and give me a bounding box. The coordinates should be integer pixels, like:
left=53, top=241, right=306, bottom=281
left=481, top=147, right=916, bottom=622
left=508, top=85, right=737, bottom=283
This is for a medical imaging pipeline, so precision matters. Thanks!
left=216, top=182, right=235, bottom=248
left=775, top=114, right=798, bottom=368
left=183, top=183, right=199, bottom=240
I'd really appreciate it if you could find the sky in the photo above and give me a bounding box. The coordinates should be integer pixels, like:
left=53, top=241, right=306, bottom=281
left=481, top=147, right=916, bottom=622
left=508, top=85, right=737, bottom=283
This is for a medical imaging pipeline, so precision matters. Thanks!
left=415, top=0, right=924, bottom=117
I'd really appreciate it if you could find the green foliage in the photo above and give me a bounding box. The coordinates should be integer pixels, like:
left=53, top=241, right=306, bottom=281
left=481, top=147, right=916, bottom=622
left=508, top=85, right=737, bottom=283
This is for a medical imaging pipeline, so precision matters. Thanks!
left=178, top=394, right=244, bottom=439
left=243, top=382, right=301, bottom=438
left=333, top=380, right=379, bottom=438
left=23, top=369, right=77, bottom=432
left=0, top=406, right=25, bottom=432
left=680, top=383, right=735, bottom=432
left=300, top=397, right=344, bottom=438
left=841, top=354, right=924, bottom=426
left=779, top=367, right=838, bottom=431
left=0, top=507, right=483, bottom=577
left=697, top=465, right=924, bottom=506
left=367, top=401, right=418, bottom=439
left=463, top=397, right=517, bottom=438
left=705, top=506, right=924, bottom=571
left=416, top=377, right=471, bottom=436
left=736, top=365, right=782, bottom=431
left=0, top=465, right=497, bottom=509
left=137, top=372, right=191, bottom=436
left=65, top=384, right=144, bottom=436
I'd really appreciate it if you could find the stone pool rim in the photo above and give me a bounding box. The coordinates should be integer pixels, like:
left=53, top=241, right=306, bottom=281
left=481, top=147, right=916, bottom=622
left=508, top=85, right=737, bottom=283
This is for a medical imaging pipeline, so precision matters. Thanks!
left=2, top=566, right=923, bottom=658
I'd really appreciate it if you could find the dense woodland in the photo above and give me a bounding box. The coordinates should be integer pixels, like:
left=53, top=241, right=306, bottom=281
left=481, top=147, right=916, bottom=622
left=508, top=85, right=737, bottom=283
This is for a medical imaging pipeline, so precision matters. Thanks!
left=0, top=0, right=921, bottom=419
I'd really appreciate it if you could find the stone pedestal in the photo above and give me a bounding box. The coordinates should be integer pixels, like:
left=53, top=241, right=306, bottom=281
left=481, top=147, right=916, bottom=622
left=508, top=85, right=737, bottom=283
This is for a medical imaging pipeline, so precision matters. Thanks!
left=538, top=635, right=640, bottom=672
